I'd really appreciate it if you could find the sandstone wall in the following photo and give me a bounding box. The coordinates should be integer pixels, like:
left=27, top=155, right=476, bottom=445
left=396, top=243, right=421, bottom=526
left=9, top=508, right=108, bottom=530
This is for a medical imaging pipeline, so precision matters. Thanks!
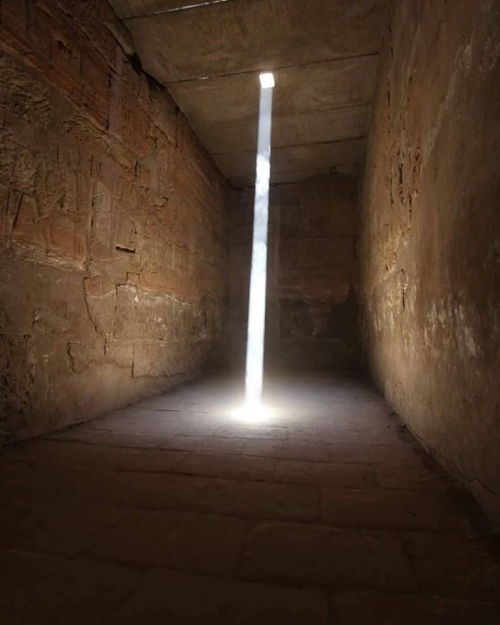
left=359, top=0, right=500, bottom=521
left=230, top=173, right=360, bottom=371
left=0, top=0, right=229, bottom=443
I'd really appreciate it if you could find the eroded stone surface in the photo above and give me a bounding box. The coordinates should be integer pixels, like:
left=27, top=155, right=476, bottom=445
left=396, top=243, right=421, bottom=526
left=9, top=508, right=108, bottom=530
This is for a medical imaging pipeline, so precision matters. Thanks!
left=90, top=509, right=247, bottom=574
left=176, top=452, right=277, bottom=481
left=334, top=591, right=499, bottom=625
left=274, top=459, right=378, bottom=489
left=358, top=0, right=500, bottom=522
left=0, top=0, right=229, bottom=444
left=241, top=521, right=416, bottom=592
left=197, top=478, right=320, bottom=522
left=321, top=487, right=471, bottom=531
left=0, top=551, right=142, bottom=625
left=116, top=569, right=328, bottom=625
left=400, top=532, right=500, bottom=601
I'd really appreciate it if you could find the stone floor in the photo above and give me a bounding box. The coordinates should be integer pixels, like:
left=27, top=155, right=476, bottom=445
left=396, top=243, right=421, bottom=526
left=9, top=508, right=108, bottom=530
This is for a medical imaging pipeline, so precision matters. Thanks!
left=1, top=371, right=499, bottom=624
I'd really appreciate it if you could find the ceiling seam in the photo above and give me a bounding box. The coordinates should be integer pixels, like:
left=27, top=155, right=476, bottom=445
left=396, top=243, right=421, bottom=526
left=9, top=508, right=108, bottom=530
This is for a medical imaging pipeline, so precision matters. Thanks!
left=188, top=103, right=373, bottom=128
left=231, top=164, right=361, bottom=175
left=233, top=172, right=360, bottom=190
left=230, top=163, right=361, bottom=174
left=122, top=0, right=252, bottom=20
left=162, top=52, right=380, bottom=85
left=213, top=136, right=366, bottom=157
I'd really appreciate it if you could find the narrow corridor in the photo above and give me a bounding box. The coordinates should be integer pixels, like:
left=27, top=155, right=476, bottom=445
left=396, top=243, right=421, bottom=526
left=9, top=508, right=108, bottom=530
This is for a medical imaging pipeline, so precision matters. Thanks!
left=1, top=374, right=498, bottom=623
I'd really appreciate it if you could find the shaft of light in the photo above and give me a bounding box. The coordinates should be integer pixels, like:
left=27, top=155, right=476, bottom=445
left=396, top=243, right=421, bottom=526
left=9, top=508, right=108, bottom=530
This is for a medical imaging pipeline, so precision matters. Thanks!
left=245, top=76, right=274, bottom=408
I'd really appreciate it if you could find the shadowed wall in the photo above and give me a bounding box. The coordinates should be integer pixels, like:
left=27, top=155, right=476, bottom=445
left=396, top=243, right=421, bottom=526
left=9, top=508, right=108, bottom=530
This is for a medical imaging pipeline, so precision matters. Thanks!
left=359, top=0, right=500, bottom=522
left=230, top=173, right=361, bottom=372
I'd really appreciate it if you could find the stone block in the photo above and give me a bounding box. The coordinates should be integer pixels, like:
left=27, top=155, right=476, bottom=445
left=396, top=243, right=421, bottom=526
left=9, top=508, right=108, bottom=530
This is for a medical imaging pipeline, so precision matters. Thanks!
left=196, top=478, right=320, bottom=521
left=47, top=211, right=87, bottom=265
left=0, top=49, right=52, bottom=129
left=139, top=76, right=177, bottom=146
left=241, top=521, right=415, bottom=592
left=400, top=532, right=500, bottom=601
left=328, top=443, right=424, bottom=465
left=201, top=437, right=247, bottom=454
left=3, top=440, right=105, bottom=466
left=115, top=211, right=136, bottom=253
left=80, top=51, right=110, bottom=129
left=0, top=0, right=30, bottom=51
left=114, top=285, right=173, bottom=341
left=176, top=452, right=277, bottom=481
left=116, top=569, right=328, bottom=624
left=89, top=509, right=247, bottom=574
left=164, top=435, right=205, bottom=452
left=215, top=425, right=287, bottom=440
left=83, top=277, right=116, bottom=335
left=0, top=334, right=36, bottom=441
left=57, top=0, right=120, bottom=72
left=280, top=299, right=359, bottom=342
left=280, top=238, right=355, bottom=271
left=321, top=487, right=471, bottom=531
left=335, top=590, right=499, bottom=625
left=242, top=439, right=330, bottom=462
left=132, top=338, right=208, bottom=378
left=104, top=338, right=133, bottom=368
left=48, top=427, right=164, bottom=449
left=0, top=182, right=10, bottom=249
left=0, top=495, right=128, bottom=557
left=274, top=460, right=378, bottom=488
left=90, top=180, right=116, bottom=260
left=0, top=550, right=141, bottom=624
left=92, top=447, right=186, bottom=473
left=109, top=63, right=153, bottom=153
left=11, top=194, right=47, bottom=250
left=67, top=340, right=104, bottom=373
left=375, top=461, right=449, bottom=490
left=100, top=471, right=212, bottom=510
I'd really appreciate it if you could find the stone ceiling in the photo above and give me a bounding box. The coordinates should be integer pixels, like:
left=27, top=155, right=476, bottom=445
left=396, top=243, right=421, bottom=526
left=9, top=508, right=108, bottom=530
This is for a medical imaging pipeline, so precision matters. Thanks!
left=109, top=0, right=390, bottom=188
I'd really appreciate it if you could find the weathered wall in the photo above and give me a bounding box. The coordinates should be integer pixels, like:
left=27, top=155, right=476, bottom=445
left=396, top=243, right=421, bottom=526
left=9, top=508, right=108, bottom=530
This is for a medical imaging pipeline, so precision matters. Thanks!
left=230, top=173, right=361, bottom=371
left=359, top=0, right=500, bottom=521
left=0, top=0, right=229, bottom=443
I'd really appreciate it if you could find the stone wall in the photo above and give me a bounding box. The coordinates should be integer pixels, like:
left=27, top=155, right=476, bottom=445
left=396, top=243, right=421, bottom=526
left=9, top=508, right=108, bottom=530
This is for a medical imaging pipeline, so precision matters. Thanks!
left=0, top=0, right=229, bottom=443
left=230, top=173, right=361, bottom=371
left=359, top=0, right=500, bottom=521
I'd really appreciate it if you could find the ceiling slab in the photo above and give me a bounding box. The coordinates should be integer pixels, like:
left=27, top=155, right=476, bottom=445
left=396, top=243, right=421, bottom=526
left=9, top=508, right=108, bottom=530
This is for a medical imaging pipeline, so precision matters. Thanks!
left=195, top=105, right=372, bottom=154
left=230, top=165, right=360, bottom=189
left=168, top=55, right=379, bottom=124
left=110, top=0, right=390, bottom=186
left=214, top=138, right=365, bottom=179
left=117, top=0, right=390, bottom=83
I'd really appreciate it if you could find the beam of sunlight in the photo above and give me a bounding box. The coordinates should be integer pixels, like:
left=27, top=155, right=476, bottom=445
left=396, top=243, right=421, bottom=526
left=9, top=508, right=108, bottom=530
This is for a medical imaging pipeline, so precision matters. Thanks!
left=244, top=72, right=275, bottom=415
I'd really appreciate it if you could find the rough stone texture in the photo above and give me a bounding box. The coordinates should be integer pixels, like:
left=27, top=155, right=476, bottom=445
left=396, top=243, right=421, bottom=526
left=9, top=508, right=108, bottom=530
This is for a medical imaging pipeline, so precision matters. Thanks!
left=335, top=590, right=499, bottom=625
left=241, top=520, right=416, bottom=592
left=117, top=570, right=328, bottom=625
left=230, top=173, right=361, bottom=370
left=89, top=509, right=248, bottom=573
left=358, top=0, right=500, bottom=522
left=0, top=551, right=143, bottom=625
left=0, top=0, right=229, bottom=443
left=2, top=372, right=499, bottom=623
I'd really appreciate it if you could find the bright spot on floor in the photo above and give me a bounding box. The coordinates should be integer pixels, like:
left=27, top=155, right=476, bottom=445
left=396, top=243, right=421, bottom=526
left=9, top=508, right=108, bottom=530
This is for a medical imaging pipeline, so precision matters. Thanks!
left=231, top=401, right=275, bottom=425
